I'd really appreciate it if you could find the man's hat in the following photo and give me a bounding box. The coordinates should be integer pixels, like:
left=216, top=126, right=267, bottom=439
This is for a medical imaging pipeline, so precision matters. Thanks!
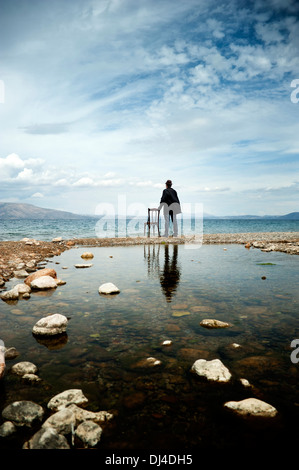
left=165, top=179, right=172, bottom=186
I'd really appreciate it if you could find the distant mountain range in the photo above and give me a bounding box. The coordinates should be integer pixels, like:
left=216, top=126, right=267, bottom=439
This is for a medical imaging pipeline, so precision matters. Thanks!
left=0, top=202, right=298, bottom=220
left=0, top=202, right=90, bottom=220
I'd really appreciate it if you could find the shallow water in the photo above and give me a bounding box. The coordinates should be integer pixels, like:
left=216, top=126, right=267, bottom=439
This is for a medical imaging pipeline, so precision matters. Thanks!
left=0, top=243, right=298, bottom=449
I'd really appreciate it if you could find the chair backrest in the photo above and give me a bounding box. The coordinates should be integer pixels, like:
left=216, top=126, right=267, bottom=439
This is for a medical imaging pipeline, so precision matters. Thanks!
left=148, top=208, right=160, bottom=224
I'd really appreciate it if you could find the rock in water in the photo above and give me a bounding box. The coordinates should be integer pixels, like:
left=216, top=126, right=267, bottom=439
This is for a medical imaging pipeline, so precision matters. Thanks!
left=47, top=389, right=88, bottom=411
left=24, top=268, right=57, bottom=286
left=11, top=361, right=38, bottom=376
left=42, top=408, right=76, bottom=435
left=2, top=401, right=44, bottom=427
left=191, top=358, right=232, bottom=383
left=224, top=398, right=278, bottom=418
left=30, top=276, right=58, bottom=290
left=200, top=319, right=231, bottom=329
left=32, top=313, right=68, bottom=336
left=0, top=286, right=20, bottom=301
left=75, top=421, right=103, bottom=447
left=99, top=283, right=120, bottom=295
left=24, top=427, right=70, bottom=449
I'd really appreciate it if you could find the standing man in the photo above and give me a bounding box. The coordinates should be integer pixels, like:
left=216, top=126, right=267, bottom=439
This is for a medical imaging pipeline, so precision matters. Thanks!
left=159, top=180, right=181, bottom=237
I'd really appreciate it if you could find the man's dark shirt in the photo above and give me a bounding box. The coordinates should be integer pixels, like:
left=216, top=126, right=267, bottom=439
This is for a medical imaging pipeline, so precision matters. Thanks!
left=160, top=188, right=181, bottom=214
left=160, top=188, right=180, bottom=206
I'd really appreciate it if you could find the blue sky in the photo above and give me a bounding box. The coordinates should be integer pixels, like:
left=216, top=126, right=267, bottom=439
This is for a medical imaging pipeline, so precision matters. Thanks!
left=0, top=0, right=298, bottom=216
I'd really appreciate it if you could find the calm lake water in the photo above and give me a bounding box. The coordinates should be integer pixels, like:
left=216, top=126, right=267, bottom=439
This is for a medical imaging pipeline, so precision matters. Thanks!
left=1, top=217, right=299, bottom=241
left=0, top=243, right=298, bottom=450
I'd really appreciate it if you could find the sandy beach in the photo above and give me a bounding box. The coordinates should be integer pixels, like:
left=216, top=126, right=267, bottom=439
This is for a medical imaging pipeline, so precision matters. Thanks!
left=0, top=232, right=298, bottom=287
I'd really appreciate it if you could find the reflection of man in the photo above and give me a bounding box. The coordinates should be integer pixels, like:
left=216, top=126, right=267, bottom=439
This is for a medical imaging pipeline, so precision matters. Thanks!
left=159, top=244, right=180, bottom=302
left=159, top=180, right=181, bottom=237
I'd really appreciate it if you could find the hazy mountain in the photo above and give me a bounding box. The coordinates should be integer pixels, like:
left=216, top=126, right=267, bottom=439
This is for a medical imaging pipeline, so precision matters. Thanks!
left=0, top=202, right=91, bottom=220
left=0, top=202, right=297, bottom=220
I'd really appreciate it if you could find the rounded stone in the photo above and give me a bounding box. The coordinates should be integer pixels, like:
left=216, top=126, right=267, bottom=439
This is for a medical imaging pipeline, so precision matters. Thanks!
left=47, top=389, right=88, bottom=411
left=24, top=427, right=70, bottom=449
left=32, top=313, right=68, bottom=336
left=11, top=361, right=38, bottom=376
left=75, top=421, right=103, bottom=447
left=200, top=319, right=231, bottom=329
left=99, top=283, right=120, bottom=295
left=2, top=401, right=44, bottom=427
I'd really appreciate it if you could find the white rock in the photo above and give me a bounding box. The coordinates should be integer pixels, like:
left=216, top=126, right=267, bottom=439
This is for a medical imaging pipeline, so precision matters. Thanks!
left=67, top=404, right=113, bottom=424
left=162, top=340, right=172, bottom=346
left=23, top=373, right=41, bottom=383
left=42, top=408, right=76, bottom=435
left=0, top=286, right=20, bottom=301
left=11, top=361, right=38, bottom=376
left=191, top=358, right=232, bottom=383
left=52, top=237, right=62, bottom=242
left=240, top=378, right=251, bottom=388
left=13, top=269, right=29, bottom=278
left=224, top=398, right=278, bottom=418
left=200, top=319, right=231, bottom=329
left=24, top=427, right=70, bottom=449
left=47, top=389, right=88, bottom=411
left=32, top=313, right=68, bottom=336
left=75, top=420, right=103, bottom=447
left=31, top=276, right=58, bottom=290
left=0, top=421, right=16, bottom=437
left=99, top=282, right=120, bottom=295
left=15, top=284, right=31, bottom=295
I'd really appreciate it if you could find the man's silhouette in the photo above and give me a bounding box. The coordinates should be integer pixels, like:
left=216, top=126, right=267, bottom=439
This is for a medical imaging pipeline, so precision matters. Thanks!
left=159, top=180, right=181, bottom=237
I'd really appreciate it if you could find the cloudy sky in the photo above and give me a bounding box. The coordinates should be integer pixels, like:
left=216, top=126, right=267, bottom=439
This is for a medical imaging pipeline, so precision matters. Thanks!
left=0, top=0, right=298, bottom=216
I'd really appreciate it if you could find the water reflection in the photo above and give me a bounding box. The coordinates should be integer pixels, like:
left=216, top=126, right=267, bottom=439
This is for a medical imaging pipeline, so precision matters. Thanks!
left=33, top=333, right=68, bottom=350
left=144, top=244, right=181, bottom=302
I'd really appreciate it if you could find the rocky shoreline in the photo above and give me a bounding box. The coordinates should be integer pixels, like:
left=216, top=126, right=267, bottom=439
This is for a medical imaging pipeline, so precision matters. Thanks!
left=0, top=232, right=298, bottom=448
left=0, top=232, right=298, bottom=286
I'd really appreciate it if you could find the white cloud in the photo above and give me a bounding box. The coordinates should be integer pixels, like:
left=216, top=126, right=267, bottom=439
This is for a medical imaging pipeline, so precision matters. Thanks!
left=31, top=192, right=44, bottom=198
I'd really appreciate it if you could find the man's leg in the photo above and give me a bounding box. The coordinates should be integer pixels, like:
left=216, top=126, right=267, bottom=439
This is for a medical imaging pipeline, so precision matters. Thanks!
left=173, top=213, right=178, bottom=236
left=164, top=214, right=169, bottom=236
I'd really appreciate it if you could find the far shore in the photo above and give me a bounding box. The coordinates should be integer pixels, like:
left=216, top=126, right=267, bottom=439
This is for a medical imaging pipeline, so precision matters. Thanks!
left=0, top=232, right=298, bottom=286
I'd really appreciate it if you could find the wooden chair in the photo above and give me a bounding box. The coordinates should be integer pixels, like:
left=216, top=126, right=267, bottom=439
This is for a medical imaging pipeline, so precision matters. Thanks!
left=144, top=208, right=160, bottom=237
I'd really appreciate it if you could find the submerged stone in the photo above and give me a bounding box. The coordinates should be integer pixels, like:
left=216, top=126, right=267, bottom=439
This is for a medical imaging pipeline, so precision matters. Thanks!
left=224, top=398, right=278, bottom=418
left=191, top=358, right=232, bottom=383
left=172, top=311, right=190, bottom=317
